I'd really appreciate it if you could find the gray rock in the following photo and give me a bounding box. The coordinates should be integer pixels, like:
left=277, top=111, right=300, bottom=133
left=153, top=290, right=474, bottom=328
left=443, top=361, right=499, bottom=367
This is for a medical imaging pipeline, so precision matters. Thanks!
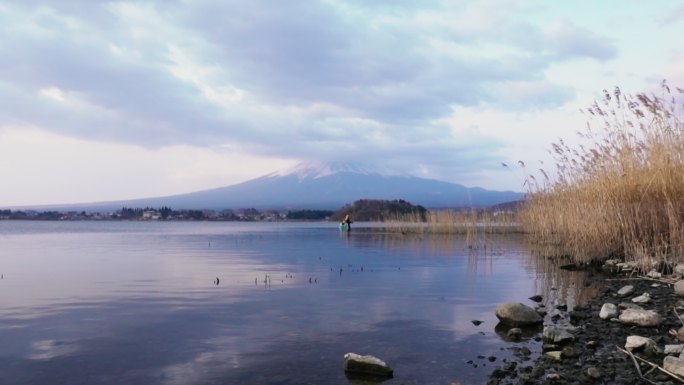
left=632, top=292, right=651, bottom=304
left=675, top=264, right=684, bottom=276
left=536, top=306, right=547, bottom=317
left=617, top=285, right=634, bottom=297
left=646, top=270, right=662, bottom=278
left=618, top=308, right=661, bottom=327
left=561, top=345, right=577, bottom=358
left=664, top=356, right=684, bottom=377
left=665, top=345, right=684, bottom=355
left=343, top=353, right=393, bottom=378
left=586, top=366, right=601, bottom=379
left=672, top=326, right=684, bottom=342
left=618, top=302, right=643, bottom=310
left=507, top=328, right=522, bottom=340
left=599, top=303, right=618, bottom=320
left=529, top=294, right=543, bottom=302
left=625, top=336, right=655, bottom=351
left=543, top=326, right=575, bottom=345
left=495, top=302, right=543, bottom=327
left=617, top=262, right=637, bottom=272
left=675, top=280, right=684, bottom=297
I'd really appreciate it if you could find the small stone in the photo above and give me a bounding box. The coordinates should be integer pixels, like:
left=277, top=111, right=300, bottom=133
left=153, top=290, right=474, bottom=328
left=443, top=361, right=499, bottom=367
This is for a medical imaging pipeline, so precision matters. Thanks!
left=472, top=320, right=483, bottom=326
left=617, top=285, right=634, bottom=297
left=587, top=367, right=601, bottom=379
left=625, top=336, right=662, bottom=355
left=675, top=264, right=684, bottom=276
left=507, top=328, right=522, bottom=340
left=544, top=351, right=562, bottom=361
left=542, top=344, right=559, bottom=351
left=546, top=372, right=561, bottom=380
left=599, top=303, right=618, bottom=320
left=647, top=270, right=662, bottom=278
left=561, top=345, right=577, bottom=358
left=529, top=295, right=543, bottom=302
left=618, top=302, right=643, bottom=310
left=672, top=326, right=684, bottom=342
left=625, top=336, right=653, bottom=351
left=664, top=356, right=684, bottom=377
left=503, top=361, right=517, bottom=371
left=631, top=292, right=651, bottom=304
left=675, top=281, right=684, bottom=298
left=543, top=326, right=575, bottom=345
left=665, top=345, right=684, bottom=355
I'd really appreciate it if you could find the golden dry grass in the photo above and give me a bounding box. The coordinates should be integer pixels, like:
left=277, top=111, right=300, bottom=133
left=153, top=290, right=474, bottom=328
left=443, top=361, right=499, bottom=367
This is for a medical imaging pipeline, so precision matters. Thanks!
left=519, top=82, right=684, bottom=268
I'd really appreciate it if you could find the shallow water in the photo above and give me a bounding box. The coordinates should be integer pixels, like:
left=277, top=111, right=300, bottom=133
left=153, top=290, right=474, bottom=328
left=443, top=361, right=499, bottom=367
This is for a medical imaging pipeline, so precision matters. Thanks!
left=0, top=221, right=582, bottom=384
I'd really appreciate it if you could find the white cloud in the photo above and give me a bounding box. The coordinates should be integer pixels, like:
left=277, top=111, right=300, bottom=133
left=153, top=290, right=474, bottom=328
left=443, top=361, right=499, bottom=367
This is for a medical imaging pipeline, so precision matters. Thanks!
left=0, top=0, right=683, bottom=204
left=0, top=127, right=296, bottom=206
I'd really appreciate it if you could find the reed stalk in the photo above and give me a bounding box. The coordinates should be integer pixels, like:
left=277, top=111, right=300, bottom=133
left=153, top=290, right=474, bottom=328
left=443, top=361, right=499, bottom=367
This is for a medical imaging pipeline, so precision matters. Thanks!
left=520, top=82, right=684, bottom=269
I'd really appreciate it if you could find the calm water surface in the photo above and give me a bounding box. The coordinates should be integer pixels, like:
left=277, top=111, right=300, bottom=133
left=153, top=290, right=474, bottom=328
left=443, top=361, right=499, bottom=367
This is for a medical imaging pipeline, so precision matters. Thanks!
left=0, top=221, right=583, bottom=385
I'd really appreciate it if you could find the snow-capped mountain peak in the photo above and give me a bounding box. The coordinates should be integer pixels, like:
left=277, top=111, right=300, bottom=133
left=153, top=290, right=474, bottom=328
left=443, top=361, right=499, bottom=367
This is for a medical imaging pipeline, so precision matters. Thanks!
left=270, top=161, right=391, bottom=180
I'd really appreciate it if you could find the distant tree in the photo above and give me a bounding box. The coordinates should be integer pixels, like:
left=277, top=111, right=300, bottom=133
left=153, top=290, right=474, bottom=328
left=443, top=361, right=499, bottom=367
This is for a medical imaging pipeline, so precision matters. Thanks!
left=159, top=206, right=172, bottom=220
left=331, top=199, right=427, bottom=222
left=286, top=210, right=334, bottom=220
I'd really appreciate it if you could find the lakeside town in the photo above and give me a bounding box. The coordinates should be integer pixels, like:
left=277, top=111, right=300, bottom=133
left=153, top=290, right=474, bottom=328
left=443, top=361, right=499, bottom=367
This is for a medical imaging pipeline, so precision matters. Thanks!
left=0, top=207, right=333, bottom=222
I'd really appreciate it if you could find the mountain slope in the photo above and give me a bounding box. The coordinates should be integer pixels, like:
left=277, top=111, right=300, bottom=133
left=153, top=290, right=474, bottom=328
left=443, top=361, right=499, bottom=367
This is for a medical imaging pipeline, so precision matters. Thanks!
left=95, top=162, right=522, bottom=210
left=27, top=162, right=522, bottom=211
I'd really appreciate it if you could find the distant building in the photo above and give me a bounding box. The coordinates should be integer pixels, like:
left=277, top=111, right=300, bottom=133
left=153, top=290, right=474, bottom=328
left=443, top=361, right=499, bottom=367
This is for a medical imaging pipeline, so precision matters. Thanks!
left=142, top=210, right=161, bottom=220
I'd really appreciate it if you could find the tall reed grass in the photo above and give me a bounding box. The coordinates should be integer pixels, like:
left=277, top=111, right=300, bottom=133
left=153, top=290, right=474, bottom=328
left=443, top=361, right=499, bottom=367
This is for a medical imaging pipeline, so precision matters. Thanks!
left=520, top=82, right=684, bottom=268
left=383, top=209, right=521, bottom=250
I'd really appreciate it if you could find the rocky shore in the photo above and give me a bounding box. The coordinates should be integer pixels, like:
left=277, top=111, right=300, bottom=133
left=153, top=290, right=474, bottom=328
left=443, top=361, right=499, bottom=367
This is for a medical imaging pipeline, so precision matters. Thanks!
left=488, top=261, right=684, bottom=385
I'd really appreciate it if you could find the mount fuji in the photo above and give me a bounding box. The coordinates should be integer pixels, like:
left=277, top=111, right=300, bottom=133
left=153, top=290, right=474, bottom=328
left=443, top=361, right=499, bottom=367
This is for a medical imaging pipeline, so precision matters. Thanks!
left=45, top=161, right=523, bottom=211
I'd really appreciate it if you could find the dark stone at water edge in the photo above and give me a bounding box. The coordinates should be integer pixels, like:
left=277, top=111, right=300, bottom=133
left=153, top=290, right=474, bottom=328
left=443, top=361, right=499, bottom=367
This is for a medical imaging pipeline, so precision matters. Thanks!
left=495, top=302, right=543, bottom=327
left=528, top=294, right=543, bottom=302
left=472, top=320, right=484, bottom=326
left=343, top=353, right=393, bottom=378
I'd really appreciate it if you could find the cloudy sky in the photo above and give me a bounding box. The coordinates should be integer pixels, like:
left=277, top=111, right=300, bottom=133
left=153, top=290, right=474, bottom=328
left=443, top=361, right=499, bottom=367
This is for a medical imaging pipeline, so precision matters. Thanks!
left=1, top=1, right=683, bottom=206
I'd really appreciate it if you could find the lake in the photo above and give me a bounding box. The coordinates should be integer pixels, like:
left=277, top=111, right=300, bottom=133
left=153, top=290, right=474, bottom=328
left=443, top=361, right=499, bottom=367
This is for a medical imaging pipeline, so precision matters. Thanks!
left=0, top=221, right=588, bottom=385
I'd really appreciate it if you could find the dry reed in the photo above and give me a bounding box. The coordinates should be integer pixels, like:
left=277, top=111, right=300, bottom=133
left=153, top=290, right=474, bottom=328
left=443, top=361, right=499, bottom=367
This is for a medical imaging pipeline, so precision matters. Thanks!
left=520, top=82, right=684, bottom=269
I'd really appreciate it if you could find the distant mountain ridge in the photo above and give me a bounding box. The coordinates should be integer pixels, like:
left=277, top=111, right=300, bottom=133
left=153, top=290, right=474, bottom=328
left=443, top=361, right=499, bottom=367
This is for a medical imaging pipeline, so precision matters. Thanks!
left=18, top=161, right=523, bottom=211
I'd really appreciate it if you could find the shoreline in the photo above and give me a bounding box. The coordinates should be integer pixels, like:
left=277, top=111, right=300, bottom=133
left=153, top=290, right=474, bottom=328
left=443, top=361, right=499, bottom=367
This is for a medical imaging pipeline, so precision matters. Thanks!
left=488, top=264, right=684, bottom=384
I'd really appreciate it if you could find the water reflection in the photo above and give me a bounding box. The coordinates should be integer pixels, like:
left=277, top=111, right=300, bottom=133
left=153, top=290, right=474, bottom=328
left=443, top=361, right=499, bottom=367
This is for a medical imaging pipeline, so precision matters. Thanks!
left=521, top=241, right=600, bottom=311
left=0, top=221, right=593, bottom=385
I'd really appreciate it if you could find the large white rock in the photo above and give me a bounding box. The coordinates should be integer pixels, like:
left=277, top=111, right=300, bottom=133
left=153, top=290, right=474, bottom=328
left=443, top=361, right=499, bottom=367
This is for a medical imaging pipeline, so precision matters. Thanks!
left=675, top=280, right=684, bottom=297
left=665, top=345, right=684, bottom=355
left=617, top=285, right=634, bottom=297
left=343, top=353, right=393, bottom=377
left=599, top=303, right=618, bottom=320
left=664, top=356, right=684, bottom=377
left=495, top=302, right=543, bottom=327
left=619, top=308, right=661, bottom=327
